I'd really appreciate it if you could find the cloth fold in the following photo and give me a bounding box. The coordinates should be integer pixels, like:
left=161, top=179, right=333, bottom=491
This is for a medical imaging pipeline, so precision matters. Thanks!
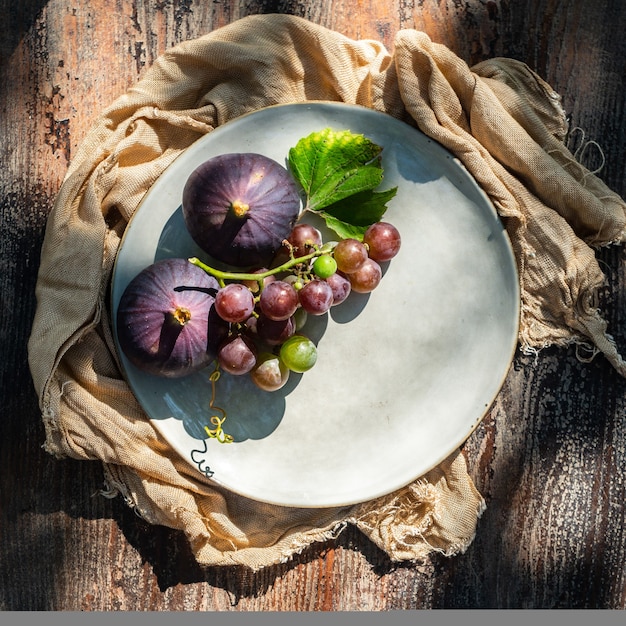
left=28, top=14, right=626, bottom=571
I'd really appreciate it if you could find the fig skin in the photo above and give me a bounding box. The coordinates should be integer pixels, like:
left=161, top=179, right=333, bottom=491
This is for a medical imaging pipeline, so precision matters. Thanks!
left=182, top=153, right=301, bottom=268
left=116, top=257, right=221, bottom=378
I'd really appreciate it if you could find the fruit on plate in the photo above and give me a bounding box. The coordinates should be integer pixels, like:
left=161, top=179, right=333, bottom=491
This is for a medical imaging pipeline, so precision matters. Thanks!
left=216, top=333, right=258, bottom=376
left=363, top=221, right=402, bottom=262
left=250, top=352, right=290, bottom=391
left=115, top=129, right=404, bottom=445
left=279, top=335, right=318, bottom=373
left=181, top=152, right=301, bottom=268
left=116, top=257, right=220, bottom=378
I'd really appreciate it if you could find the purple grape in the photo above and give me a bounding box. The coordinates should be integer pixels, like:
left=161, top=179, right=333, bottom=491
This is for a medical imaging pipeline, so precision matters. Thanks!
left=286, top=223, right=322, bottom=257
left=256, top=314, right=296, bottom=346
left=258, top=280, right=299, bottom=321
left=325, top=272, right=351, bottom=305
left=298, top=279, right=334, bottom=315
left=250, top=352, right=290, bottom=392
left=348, top=258, right=382, bottom=293
left=333, top=238, right=368, bottom=274
left=215, top=283, right=255, bottom=323
left=363, top=221, right=401, bottom=262
left=217, top=334, right=257, bottom=375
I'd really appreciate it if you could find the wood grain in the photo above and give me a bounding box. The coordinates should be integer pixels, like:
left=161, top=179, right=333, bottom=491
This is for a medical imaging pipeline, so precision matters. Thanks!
left=1, top=0, right=625, bottom=610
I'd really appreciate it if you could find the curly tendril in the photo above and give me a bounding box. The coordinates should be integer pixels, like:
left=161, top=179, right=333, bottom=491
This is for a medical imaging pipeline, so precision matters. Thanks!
left=203, top=366, right=234, bottom=444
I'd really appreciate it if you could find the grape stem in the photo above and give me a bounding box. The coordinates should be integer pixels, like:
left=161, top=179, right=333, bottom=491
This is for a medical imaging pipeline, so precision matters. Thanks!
left=188, top=243, right=334, bottom=288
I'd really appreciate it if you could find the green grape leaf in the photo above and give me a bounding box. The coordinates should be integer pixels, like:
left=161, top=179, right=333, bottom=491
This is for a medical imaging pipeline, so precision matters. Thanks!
left=288, top=128, right=397, bottom=239
left=323, top=187, right=398, bottom=226
left=316, top=212, right=370, bottom=241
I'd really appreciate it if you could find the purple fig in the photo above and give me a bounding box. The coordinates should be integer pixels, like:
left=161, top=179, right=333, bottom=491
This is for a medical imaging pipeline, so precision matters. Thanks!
left=182, top=153, right=301, bottom=268
left=116, top=257, right=221, bottom=378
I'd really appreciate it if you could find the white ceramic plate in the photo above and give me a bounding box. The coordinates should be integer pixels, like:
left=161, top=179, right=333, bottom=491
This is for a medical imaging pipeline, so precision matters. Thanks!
left=111, top=102, right=519, bottom=508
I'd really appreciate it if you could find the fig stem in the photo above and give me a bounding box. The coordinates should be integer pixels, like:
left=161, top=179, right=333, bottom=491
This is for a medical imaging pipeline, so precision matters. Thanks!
left=170, top=306, right=192, bottom=325
left=230, top=200, right=250, bottom=218
left=188, top=245, right=335, bottom=285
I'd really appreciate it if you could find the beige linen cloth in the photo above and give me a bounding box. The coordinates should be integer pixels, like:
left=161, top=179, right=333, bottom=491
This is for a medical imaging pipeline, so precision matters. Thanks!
left=28, top=14, right=626, bottom=570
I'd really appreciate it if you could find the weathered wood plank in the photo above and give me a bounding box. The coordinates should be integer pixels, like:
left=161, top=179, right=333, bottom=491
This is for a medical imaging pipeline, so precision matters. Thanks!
left=1, top=0, right=625, bottom=610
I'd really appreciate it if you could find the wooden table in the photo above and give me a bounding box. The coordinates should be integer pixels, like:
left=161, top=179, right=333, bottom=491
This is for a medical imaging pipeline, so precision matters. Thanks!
left=2, top=0, right=625, bottom=610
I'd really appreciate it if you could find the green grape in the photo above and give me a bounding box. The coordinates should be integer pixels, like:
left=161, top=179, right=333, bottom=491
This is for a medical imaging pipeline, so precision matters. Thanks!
left=312, top=254, right=338, bottom=279
left=279, top=335, right=317, bottom=373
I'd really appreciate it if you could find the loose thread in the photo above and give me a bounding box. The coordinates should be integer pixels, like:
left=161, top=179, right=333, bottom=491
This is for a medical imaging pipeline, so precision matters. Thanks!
left=566, top=126, right=607, bottom=176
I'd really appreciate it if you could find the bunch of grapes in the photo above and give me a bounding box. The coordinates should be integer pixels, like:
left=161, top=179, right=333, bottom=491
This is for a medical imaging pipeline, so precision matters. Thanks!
left=197, top=220, right=402, bottom=392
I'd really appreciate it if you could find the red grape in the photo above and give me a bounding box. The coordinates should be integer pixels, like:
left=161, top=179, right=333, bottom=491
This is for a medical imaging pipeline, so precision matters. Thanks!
left=217, top=334, right=257, bottom=375
left=258, top=280, right=299, bottom=320
left=286, top=223, right=322, bottom=257
left=256, top=314, right=296, bottom=345
left=250, top=352, right=290, bottom=391
left=333, top=238, right=368, bottom=274
left=325, top=272, right=351, bottom=305
left=241, top=268, right=276, bottom=294
left=363, top=222, right=401, bottom=262
left=348, top=258, right=382, bottom=293
left=298, top=279, right=334, bottom=315
left=215, top=283, right=255, bottom=323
